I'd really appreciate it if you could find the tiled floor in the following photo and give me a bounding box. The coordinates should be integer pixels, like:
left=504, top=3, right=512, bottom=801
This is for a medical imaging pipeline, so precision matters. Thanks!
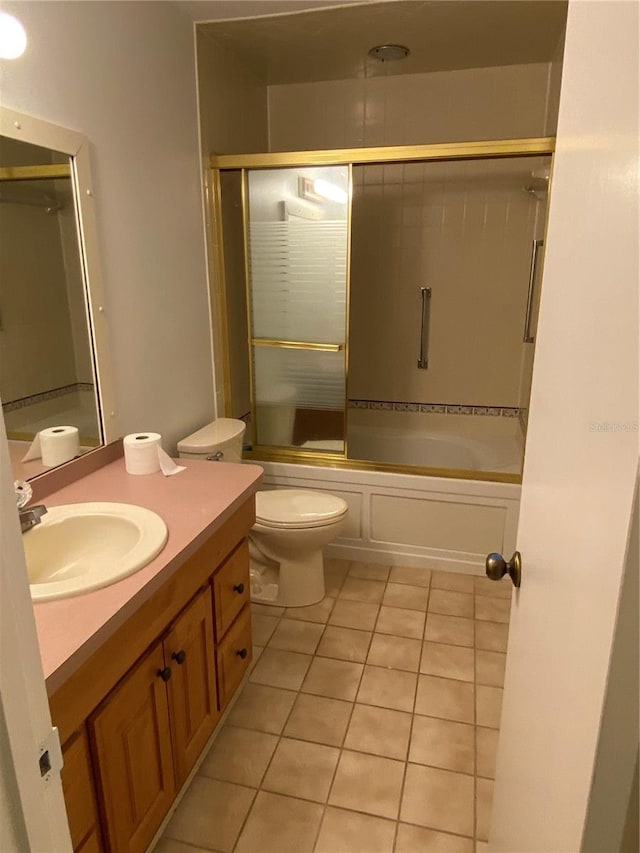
left=156, top=560, right=511, bottom=853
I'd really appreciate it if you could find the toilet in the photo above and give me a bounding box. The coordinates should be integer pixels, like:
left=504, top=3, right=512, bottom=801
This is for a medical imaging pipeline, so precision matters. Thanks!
left=177, top=419, right=348, bottom=607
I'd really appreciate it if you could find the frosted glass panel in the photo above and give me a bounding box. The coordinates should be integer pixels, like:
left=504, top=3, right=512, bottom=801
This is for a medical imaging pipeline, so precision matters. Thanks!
left=247, top=167, right=349, bottom=345
left=254, top=347, right=345, bottom=450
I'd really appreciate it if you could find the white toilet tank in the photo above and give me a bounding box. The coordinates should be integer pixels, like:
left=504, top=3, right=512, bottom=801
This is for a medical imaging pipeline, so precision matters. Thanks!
left=177, top=418, right=246, bottom=463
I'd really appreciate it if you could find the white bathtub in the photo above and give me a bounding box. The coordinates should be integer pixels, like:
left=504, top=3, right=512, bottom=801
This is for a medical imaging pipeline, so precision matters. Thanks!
left=346, top=409, right=524, bottom=474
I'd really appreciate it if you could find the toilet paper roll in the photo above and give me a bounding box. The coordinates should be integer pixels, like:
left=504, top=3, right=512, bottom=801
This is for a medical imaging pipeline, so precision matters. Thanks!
left=22, top=425, right=80, bottom=467
left=123, top=433, right=186, bottom=477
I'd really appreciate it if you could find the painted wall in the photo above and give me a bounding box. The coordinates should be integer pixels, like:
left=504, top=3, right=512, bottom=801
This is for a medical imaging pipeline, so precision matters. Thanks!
left=268, top=62, right=557, bottom=150
left=2, top=1, right=215, bottom=450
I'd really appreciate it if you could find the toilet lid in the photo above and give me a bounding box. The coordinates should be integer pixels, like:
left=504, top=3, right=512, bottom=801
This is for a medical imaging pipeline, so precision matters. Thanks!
left=255, top=489, right=348, bottom=529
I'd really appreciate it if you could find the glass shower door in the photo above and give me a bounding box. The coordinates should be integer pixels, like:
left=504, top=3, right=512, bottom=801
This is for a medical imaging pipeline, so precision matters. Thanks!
left=246, top=166, right=350, bottom=452
left=348, top=155, right=551, bottom=477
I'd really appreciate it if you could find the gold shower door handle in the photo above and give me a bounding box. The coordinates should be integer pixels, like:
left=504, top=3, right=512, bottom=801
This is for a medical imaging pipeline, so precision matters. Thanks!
left=417, top=287, right=431, bottom=369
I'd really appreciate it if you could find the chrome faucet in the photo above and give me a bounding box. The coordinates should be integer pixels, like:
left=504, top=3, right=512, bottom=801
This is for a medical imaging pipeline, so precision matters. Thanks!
left=19, top=504, right=48, bottom=533
left=14, top=479, right=47, bottom=533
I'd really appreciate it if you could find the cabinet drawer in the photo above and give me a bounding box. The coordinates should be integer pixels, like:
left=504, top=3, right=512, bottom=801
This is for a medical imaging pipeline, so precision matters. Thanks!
left=61, top=728, right=100, bottom=852
left=216, top=606, right=252, bottom=710
left=213, top=540, right=250, bottom=640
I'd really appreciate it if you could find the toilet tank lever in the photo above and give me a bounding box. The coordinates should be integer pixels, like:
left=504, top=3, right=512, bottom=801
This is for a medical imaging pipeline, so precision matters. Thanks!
left=206, top=451, right=224, bottom=461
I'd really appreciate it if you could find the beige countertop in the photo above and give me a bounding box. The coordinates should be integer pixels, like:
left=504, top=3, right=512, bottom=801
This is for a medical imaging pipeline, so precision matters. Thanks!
left=31, top=457, right=263, bottom=694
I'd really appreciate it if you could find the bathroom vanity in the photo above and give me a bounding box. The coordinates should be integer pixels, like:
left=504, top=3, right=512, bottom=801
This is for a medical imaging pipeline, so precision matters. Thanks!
left=30, top=452, right=262, bottom=853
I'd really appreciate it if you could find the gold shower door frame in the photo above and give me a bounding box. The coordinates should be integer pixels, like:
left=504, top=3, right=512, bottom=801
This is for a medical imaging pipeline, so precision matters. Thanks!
left=209, top=136, right=555, bottom=485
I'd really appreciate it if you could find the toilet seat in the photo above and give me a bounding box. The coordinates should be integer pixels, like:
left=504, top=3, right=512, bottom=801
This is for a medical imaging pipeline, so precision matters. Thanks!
left=255, top=489, right=348, bottom=530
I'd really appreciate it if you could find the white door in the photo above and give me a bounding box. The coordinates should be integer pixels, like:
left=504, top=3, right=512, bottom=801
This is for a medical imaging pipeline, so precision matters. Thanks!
left=0, top=407, right=72, bottom=850
left=490, top=1, right=639, bottom=851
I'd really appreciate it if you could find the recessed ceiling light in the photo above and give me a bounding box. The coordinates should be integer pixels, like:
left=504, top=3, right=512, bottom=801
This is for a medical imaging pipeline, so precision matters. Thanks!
left=368, top=44, right=410, bottom=62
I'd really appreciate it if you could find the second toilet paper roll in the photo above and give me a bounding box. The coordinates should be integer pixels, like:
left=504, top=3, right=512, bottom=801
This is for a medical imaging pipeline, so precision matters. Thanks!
left=22, top=425, right=80, bottom=467
left=123, top=433, right=186, bottom=476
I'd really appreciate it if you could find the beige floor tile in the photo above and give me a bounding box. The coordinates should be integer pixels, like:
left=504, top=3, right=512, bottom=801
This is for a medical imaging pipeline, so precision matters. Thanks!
left=284, top=693, right=353, bottom=747
left=155, top=840, right=218, bottom=853
left=252, top=645, right=264, bottom=667
left=476, top=842, right=490, bottom=853
left=329, top=598, right=380, bottom=631
left=250, top=647, right=312, bottom=691
left=376, top=606, right=426, bottom=639
left=357, top=665, right=417, bottom=712
left=367, top=633, right=422, bottom=671
left=425, top=613, right=475, bottom=648
left=325, top=557, right=350, bottom=577
left=268, top=619, right=324, bottom=654
left=316, top=625, right=372, bottom=662
left=431, top=571, right=475, bottom=594
left=344, top=704, right=412, bottom=759
left=251, top=613, right=280, bottom=646
left=429, top=589, right=474, bottom=618
left=324, top=560, right=349, bottom=598
left=283, top=596, right=336, bottom=624
left=262, top=737, right=339, bottom=803
left=252, top=602, right=285, bottom=617
left=383, top=582, right=429, bottom=611
left=475, top=650, right=507, bottom=687
left=348, top=562, right=391, bottom=581
left=474, top=596, right=510, bottom=624
left=227, top=683, right=297, bottom=734
left=235, top=791, right=323, bottom=853
left=476, top=685, right=503, bottom=729
left=474, top=576, right=512, bottom=599
left=315, top=806, right=396, bottom=853
left=339, top=576, right=386, bottom=603
left=164, top=776, right=255, bottom=853
left=415, top=675, right=475, bottom=724
left=409, top=715, right=475, bottom=774
left=395, top=823, right=474, bottom=853
left=328, top=750, right=405, bottom=819
left=421, top=642, right=475, bottom=682
left=476, top=727, right=499, bottom=779
left=475, top=621, right=509, bottom=652
left=389, top=565, right=432, bottom=588
left=199, top=725, right=278, bottom=787
left=401, top=764, right=474, bottom=837
left=476, top=778, right=494, bottom=841
left=302, top=656, right=364, bottom=701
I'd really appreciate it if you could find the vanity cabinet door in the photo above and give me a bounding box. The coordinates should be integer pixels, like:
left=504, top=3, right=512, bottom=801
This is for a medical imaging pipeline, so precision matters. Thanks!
left=89, top=643, right=176, bottom=853
left=61, top=728, right=101, bottom=852
left=165, top=586, right=220, bottom=787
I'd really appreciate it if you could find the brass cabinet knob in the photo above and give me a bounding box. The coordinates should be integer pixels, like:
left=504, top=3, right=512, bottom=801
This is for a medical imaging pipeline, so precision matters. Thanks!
left=485, top=551, right=522, bottom=588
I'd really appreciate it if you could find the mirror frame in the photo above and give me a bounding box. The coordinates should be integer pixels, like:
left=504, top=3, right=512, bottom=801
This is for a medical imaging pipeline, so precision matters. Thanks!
left=0, top=106, right=119, bottom=444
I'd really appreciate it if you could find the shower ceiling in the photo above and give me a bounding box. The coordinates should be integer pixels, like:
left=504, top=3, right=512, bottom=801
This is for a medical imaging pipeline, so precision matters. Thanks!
left=196, top=0, right=568, bottom=85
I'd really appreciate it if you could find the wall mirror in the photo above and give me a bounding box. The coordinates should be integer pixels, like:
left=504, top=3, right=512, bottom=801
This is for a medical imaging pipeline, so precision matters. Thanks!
left=0, top=107, right=118, bottom=481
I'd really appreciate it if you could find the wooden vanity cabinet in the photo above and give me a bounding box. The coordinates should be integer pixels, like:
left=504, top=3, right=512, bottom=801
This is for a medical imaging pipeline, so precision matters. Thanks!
left=52, top=500, right=255, bottom=853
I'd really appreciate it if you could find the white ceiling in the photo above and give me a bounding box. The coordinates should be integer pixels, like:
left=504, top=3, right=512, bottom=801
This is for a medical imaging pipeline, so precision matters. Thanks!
left=192, top=0, right=568, bottom=85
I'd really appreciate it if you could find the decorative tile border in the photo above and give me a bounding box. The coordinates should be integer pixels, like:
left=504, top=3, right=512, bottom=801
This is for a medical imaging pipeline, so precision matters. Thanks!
left=2, top=383, right=95, bottom=413
left=348, top=399, right=523, bottom=418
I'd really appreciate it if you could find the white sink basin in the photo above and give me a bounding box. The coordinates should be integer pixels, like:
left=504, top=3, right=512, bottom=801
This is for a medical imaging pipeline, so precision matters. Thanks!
left=24, top=502, right=168, bottom=602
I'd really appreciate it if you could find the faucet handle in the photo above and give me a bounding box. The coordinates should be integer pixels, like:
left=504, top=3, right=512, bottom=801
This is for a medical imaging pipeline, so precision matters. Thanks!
left=14, top=480, right=33, bottom=509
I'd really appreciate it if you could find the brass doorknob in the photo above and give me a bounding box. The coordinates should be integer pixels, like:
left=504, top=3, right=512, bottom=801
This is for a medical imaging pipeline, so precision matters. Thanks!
left=485, top=551, right=522, bottom=588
